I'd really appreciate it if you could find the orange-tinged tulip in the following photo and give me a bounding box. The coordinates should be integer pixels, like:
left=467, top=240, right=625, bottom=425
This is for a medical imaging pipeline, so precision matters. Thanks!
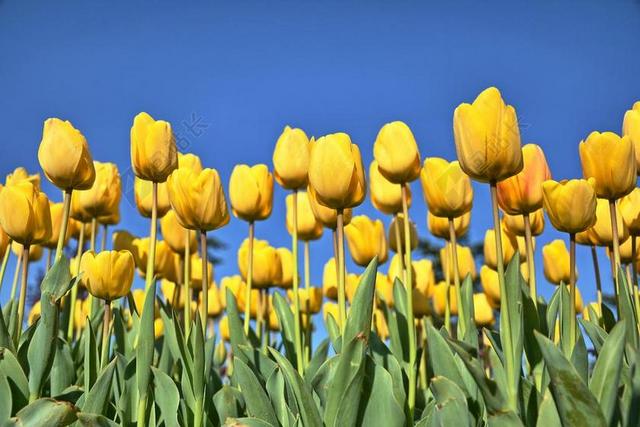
left=290, top=287, right=322, bottom=314
left=11, top=242, right=43, bottom=262
left=38, top=118, right=95, bottom=190
left=542, top=178, right=597, bottom=234
left=388, top=214, right=418, bottom=253
left=167, top=168, right=230, bottom=231
left=388, top=253, right=416, bottom=287
left=474, top=293, right=495, bottom=326
left=272, top=126, right=311, bottom=190
left=496, top=144, right=551, bottom=215
left=275, top=247, right=294, bottom=289
left=5, top=167, right=40, bottom=190
left=238, top=238, right=282, bottom=288
left=542, top=240, right=574, bottom=285
left=440, top=243, right=477, bottom=281
left=480, top=265, right=500, bottom=308
left=428, top=211, right=470, bottom=240
left=308, top=132, right=366, bottom=209
left=229, top=164, right=273, bottom=222
left=45, top=201, right=71, bottom=249
left=286, top=191, right=323, bottom=241
left=420, top=158, right=473, bottom=218
left=0, top=181, right=51, bottom=246
left=160, top=210, right=197, bottom=253
left=307, top=186, right=352, bottom=229
left=579, top=131, right=636, bottom=200
left=344, top=215, right=388, bottom=267
left=432, top=282, right=457, bottom=316
left=453, top=87, right=523, bottom=183
left=369, top=160, right=409, bottom=214
left=80, top=250, right=134, bottom=301
left=130, top=112, right=178, bottom=182
left=623, top=102, right=640, bottom=172
left=415, top=259, right=435, bottom=298
left=502, top=208, right=544, bottom=237
left=620, top=188, right=640, bottom=236
left=589, top=198, right=629, bottom=247
left=75, top=161, right=122, bottom=218
left=134, top=178, right=171, bottom=218
left=373, top=121, right=421, bottom=183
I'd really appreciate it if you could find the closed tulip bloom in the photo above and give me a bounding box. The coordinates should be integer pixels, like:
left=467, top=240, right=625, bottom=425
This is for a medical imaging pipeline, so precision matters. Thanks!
left=615, top=237, right=640, bottom=265
left=5, top=167, right=40, bottom=189
left=323, top=302, right=341, bottom=327
left=0, top=181, right=51, bottom=245
left=38, top=118, right=95, bottom=190
left=112, top=230, right=137, bottom=253
left=290, top=288, right=322, bottom=314
left=178, top=152, right=203, bottom=173
left=413, top=286, right=431, bottom=318
left=420, top=158, right=473, bottom=218
left=307, top=186, right=352, bottom=229
left=11, top=242, right=43, bottom=262
left=73, top=299, right=91, bottom=331
left=160, top=209, right=197, bottom=253
left=373, top=309, right=389, bottom=340
left=69, top=218, right=91, bottom=239
left=480, top=266, right=501, bottom=308
left=496, top=144, right=551, bottom=215
left=474, top=293, right=495, bottom=326
left=160, top=280, right=185, bottom=309
left=623, top=102, right=640, bottom=172
left=375, top=272, right=394, bottom=307
left=272, top=126, right=311, bottom=189
left=189, top=253, right=214, bottom=289
left=542, top=178, right=597, bottom=234
left=308, top=132, right=366, bottom=209
left=45, top=201, right=71, bottom=249
left=388, top=214, right=418, bottom=252
left=219, top=275, right=245, bottom=308
left=135, top=178, right=171, bottom=218
left=199, top=284, right=223, bottom=317
left=229, top=164, right=273, bottom=222
left=433, top=282, right=457, bottom=316
left=238, top=238, right=282, bottom=288
left=130, top=112, right=178, bottom=182
left=369, top=160, right=409, bottom=214
left=345, top=273, right=363, bottom=303
left=275, top=247, right=294, bottom=289
left=575, top=228, right=598, bottom=247
left=238, top=287, right=264, bottom=319
left=483, top=226, right=518, bottom=268
left=98, top=207, right=120, bottom=226
left=440, top=244, right=477, bottom=281
left=374, top=121, right=421, bottom=183
left=589, top=198, right=629, bottom=247
left=415, top=259, right=436, bottom=298
left=168, top=168, right=230, bottom=231
left=286, top=191, right=323, bottom=241
left=80, top=250, right=134, bottom=301
left=542, top=240, right=574, bottom=285
left=75, top=161, right=121, bottom=218
left=388, top=253, right=416, bottom=287
left=344, top=215, right=388, bottom=266
left=428, top=211, right=470, bottom=240
left=322, top=258, right=338, bottom=300
left=502, top=208, right=544, bottom=237
left=620, top=188, right=640, bottom=236
left=70, top=190, right=92, bottom=223
left=28, top=301, right=41, bottom=326
left=131, top=288, right=159, bottom=318
left=219, top=316, right=231, bottom=342
left=579, top=131, right=636, bottom=200
left=0, top=226, right=9, bottom=260
left=453, top=87, right=523, bottom=183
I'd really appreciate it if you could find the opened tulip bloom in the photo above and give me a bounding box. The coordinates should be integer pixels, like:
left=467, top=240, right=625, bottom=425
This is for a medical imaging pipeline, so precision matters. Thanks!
left=5, top=167, right=41, bottom=189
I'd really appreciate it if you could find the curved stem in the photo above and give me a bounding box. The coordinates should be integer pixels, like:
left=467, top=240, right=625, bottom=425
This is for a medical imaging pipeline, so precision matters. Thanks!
left=200, top=230, right=208, bottom=336
left=67, top=224, right=85, bottom=340
left=55, top=189, right=72, bottom=262
left=448, top=218, right=464, bottom=338
left=291, top=190, right=304, bottom=374
left=184, top=230, right=191, bottom=336
left=523, top=214, right=537, bottom=308
left=336, top=209, right=347, bottom=333
left=0, top=239, right=12, bottom=295
left=569, top=234, right=577, bottom=350
left=244, top=222, right=254, bottom=333
left=590, top=245, right=603, bottom=314
left=100, top=300, right=111, bottom=369
left=15, top=244, right=29, bottom=341
left=401, top=183, right=416, bottom=421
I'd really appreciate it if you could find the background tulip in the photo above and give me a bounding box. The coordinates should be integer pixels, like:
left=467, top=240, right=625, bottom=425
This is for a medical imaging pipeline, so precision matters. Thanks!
left=414, top=259, right=435, bottom=298
left=369, top=160, right=409, bottom=214
left=440, top=244, right=477, bottom=281
left=11, top=242, right=43, bottom=262
left=542, top=178, right=597, bottom=234
left=75, top=161, right=121, bottom=218
left=275, top=247, right=294, bottom=289
left=589, top=198, right=629, bottom=247
left=374, top=272, right=394, bottom=307
left=473, top=293, right=495, bottom=326
left=373, top=121, right=421, bottom=184
left=272, top=126, right=310, bottom=190
left=322, top=257, right=338, bottom=300
left=178, top=152, right=203, bottom=173
left=412, top=287, right=431, bottom=317
left=542, top=239, right=574, bottom=285
left=130, top=112, right=178, bottom=182
left=286, top=191, right=323, bottom=241
left=480, top=265, right=501, bottom=308
left=420, top=158, right=473, bottom=218
left=45, top=201, right=71, bottom=249
left=620, top=188, right=640, bottom=236
left=5, top=167, right=40, bottom=189
left=80, top=250, right=134, bottom=301
left=160, top=209, right=197, bottom=253
left=189, top=253, right=214, bottom=289
left=428, top=211, right=470, bottom=240
left=307, top=186, right=352, bottom=229
left=199, top=284, right=223, bottom=317
left=502, top=208, right=544, bottom=236
left=290, top=288, right=322, bottom=314
left=135, top=178, right=171, bottom=218
left=432, top=282, right=457, bottom=316
left=623, top=102, right=640, bottom=172
left=238, top=238, right=282, bottom=288
left=219, top=275, right=245, bottom=309
left=229, top=164, right=273, bottom=222
left=483, top=226, right=517, bottom=269
left=344, top=215, right=388, bottom=266
left=388, top=214, right=418, bottom=252
left=0, top=181, right=51, bottom=245
left=388, top=253, right=416, bottom=287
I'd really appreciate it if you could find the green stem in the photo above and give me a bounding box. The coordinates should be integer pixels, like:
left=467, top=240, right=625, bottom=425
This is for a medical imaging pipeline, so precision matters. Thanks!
left=15, top=244, right=30, bottom=341
left=401, top=184, right=416, bottom=422
left=67, top=224, right=85, bottom=341
left=609, top=200, right=625, bottom=309
left=444, top=240, right=451, bottom=334
left=393, top=213, right=405, bottom=282
left=448, top=217, right=465, bottom=339
left=291, top=190, right=304, bottom=374
left=55, top=189, right=72, bottom=262
left=304, top=240, right=311, bottom=366
left=184, top=231, right=191, bottom=336
left=591, top=245, right=603, bottom=315
left=244, top=221, right=254, bottom=333
left=569, top=234, right=577, bottom=351
left=9, top=251, right=22, bottom=301
left=524, top=214, right=537, bottom=308
left=45, top=248, right=52, bottom=273
left=336, top=209, right=347, bottom=332
left=90, top=217, right=98, bottom=252
left=136, top=395, right=147, bottom=427
left=200, top=230, right=208, bottom=336
left=632, top=236, right=640, bottom=334
left=0, top=239, right=12, bottom=295
left=100, top=300, right=111, bottom=369
left=101, top=224, right=108, bottom=252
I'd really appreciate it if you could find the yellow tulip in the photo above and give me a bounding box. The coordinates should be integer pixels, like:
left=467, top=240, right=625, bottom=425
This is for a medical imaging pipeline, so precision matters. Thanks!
left=134, top=239, right=179, bottom=281
left=0, top=226, right=9, bottom=260
left=474, top=293, right=495, bottom=326
left=322, top=258, right=338, bottom=300
left=432, top=282, right=457, bottom=316
left=346, top=273, right=366, bottom=304
left=374, top=272, right=394, bottom=307
left=75, top=161, right=121, bottom=218
left=68, top=218, right=91, bottom=239
left=178, top=152, right=203, bottom=173
left=308, top=132, right=366, bottom=209
left=130, top=112, right=178, bottom=182
left=369, top=160, right=408, bottom=214
left=80, top=250, right=134, bottom=301
left=238, top=238, right=281, bottom=288
left=542, top=178, right=597, bottom=234
left=428, top=211, right=470, bottom=240
left=153, top=318, right=165, bottom=339
left=387, top=253, right=416, bottom=287
left=160, top=279, right=185, bottom=309
left=307, top=186, right=352, bottom=229
left=237, top=286, right=264, bottom=319
left=623, top=102, right=640, bottom=173
left=134, top=178, right=171, bottom=218
left=502, top=208, right=544, bottom=237
left=615, top=237, right=640, bottom=265
left=373, top=309, right=389, bottom=340
left=582, top=302, right=601, bottom=321
left=0, top=181, right=51, bottom=245
left=480, top=265, right=500, bottom=308
left=323, top=302, right=341, bottom=327
left=5, top=167, right=40, bottom=190
left=167, top=168, right=230, bottom=231
left=575, top=228, right=598, bottom=247
left=441, top=243, right=477, bottom=281
left=579, top=131, right=636, bottom=200
left=219, top=316, right=231, bottom=342
left=373, top=121, right=421, bottom=183
left=11, top=242, right=43, bottom=262
left=131, top=288, right=159, bottom=318
left=290, top=287, right=322, bottom=314
left=160, top=210, right=197, bottom=253
left=413, top=286, right=431, bottom=318
left=388, top=214, right=418, bottom=253
left=420, top=158, right=473, bottom=218
left=274, top=247, right=294, bottom=289
left=189, top=253, right=213, bottom=289
left=415, top=259, right=435, bottom=298
left=267, top=310, right=281, bottom=332
left=73, top=298, right=91, bottom=331
left=199, top=284, right=223, bottom=317
left=542, top=240, right=574, bottom=285
left=219, top=275, right=245, bottom=308
left=286, top=191, right=323, bottom=241
left=589, top=198, right=629, bottom=247
left=453, top=87, right=523, bottom=183
left=229, top=164, right=273, bottom=222
left=28, top=301, right=41, bottom=326
left=44, top=201, right=71, bottom=249
left=272, top=126, right=310, bottom=190
left=620, top=188, right=640, bottom=236
left=38, top=118, right=95, bottom=190
left=344, top=215, right=388, bottom=267
left=496, top=144, right=551, bottom=215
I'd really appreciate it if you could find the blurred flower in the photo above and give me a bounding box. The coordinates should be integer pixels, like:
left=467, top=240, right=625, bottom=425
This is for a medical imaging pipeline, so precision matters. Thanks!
left=420, top=158, right=473, bottom=218
left=154, top=318, right=164, bottom=339
left=620, top=188, right=640, bottom=236
left=199, top=284, right=223, bottom=317
left=413, top=286, right=431, bottom=317
left=344, top=215, right=388, bottom=266
left=441, top=243, right=477, bottom=281
left=80, top=250, right=134, bottom=301
left=130, top=112, right=178, bottom=182
left=345, top=273, right=362, bottom=303
left=589, top=198, right=629, bottom=247
left=428, top=211, right=469, bottom=240
left=502, top=208, right=544, bottom=237
left=0, top=181, right=51, bottom=245
left=178, top=152, right=203, bottom=173
left=238, top=238, right=282, bottom=288
left=480, top=265, right=500, bottom=308
left=322, top=258, right=338, bottom=300
left=374, top=272, right=394, bottom=307
left=219, top=275, right=245, bottom=309
left=290, top=287, right=322, bottom=314
left=229, top=164, right=273, bottom=222
left=44, top=201, right=70, bottom=249
left=623, top=102, right=640, bottom=173
left=415, top=259, right=435, bottom=298
left=0, top=226, right=8, bottom=260
left=432, top=282, right=457, bottom=316
left=160, top=210, right=197, bottom=253
left=542, top=240, right=574, bottom=285
left=73, top=298, right=90, bottom=331
left=474, top=293, right=495, bottom=326
left=5, top=167, right=40, bottom=190
left=388, top=214, right=418, bottom=253
left=614, top=237, right=640, bottom=265
left=272, top=126, right=310, bottom=190
left=135, top=178, right=171, bottom=218
left=369, top=160, right=409, bottom=214
left=28, top=301, right=41, bottom=326
left=374, top=121, right=421, bottom=183
left=274, top=247, right=294, bottom=289
left=542, top=178, right=597, bottom=234
left=388, top=253, right=416, bottom=287
left=323, top=302, right=341, bottom=328
left=11, top=242, right=43, bottom=262
left=219, top=316, right=230, bottom=342
left=373, top=309, right=389, bottom=340
left=131, top=288, right=159, bottom=318
left=75, top=161, right=121, bottom=218
left=307, top=185, right=352, bottom=229
left=161, top=279, right=185, bottom=309
left=190, top=253, right=214, bottom=289
left=286, top=191, right=323, bottom=241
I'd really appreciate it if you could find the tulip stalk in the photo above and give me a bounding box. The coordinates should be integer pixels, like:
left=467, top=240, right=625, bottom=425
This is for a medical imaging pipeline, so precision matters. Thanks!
left=9, top=252, right=21, bottom=301
left=100, top=300, right=111, bottom=369
left=144, top=183, right=158, bottom=292
left=569, top=234, right=577, bottom=350
left=15, top=244, right=30, bottom=341
left=448, top=218, right=465, bottom=339
left=45, top=249, right=52, bottom=273
left=291, top=190, right=304, bottom=375
left=609, top=200, right=627, bottom=304
left=200, top=230, right=209, bottom=336
left=393, top=214, right=405, bottom=282
left=0, top=240, right=12, bottom=294
left=55, top=189, right=72, bottom=262
left=67, top=224, right=85, bottom=341
left=243, top=222, right=254, bottom=333
left=336, top=210, right=347, bottom=333
left=443, top=241, right=452, bottom=334
left=304, top=240, right=311, bottom=365
left=632, top=236, right=640, bottom=327
left=523, top=214, right=537, bottom=307
left=590, top=245, right=603, bottom=315
left=101, top=224, right=108, bottom=252
left=184, top=230, right=192, bottom=336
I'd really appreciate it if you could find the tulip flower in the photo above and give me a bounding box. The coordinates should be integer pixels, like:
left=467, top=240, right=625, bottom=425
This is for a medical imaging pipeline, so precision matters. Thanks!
left=483, top=226, right=517, bottom=270
left=272, top=126, right=310, bottom=190
left=286, top=191, right=323, bottom=241
left=189, top=253, right=213, bottom=289
left=289, top=287, right=322, bottom=314
left=428, top=211, right=470, bottom=240
left=5, top=167, right=41, bottom=189
left=623, top=102, right=640, bottom=172
left=369, top=160, right=409, bottom=215
left=219, top=316, right=231, bottom=342
left=323, top=302, right=341, bottom=328
left=589, top=198, right=629, bottom=248
left=307, top=185, right=352, bottom=230
left=440, top=243, right=477, bottom=283
left=160, top=209, right=197, bottom=254
left=420, top=158, right=473, bottom=219
left=413, top=286, right=431, bottom=318
left=130, top=112, right=178, bottom=183
left=373, top=309, right=389, bottom=340
left=344, top=215, right=388, bottom=267
left=542, top=240, right=574, bottom=285
left=28, top=301, right=41, bottom=326
left=219, top=275, right=245, bottom=309
left=388, top=214, right=418, bottom=253
left=374, top=121, right=421, bottom=183
left=44, top=201, right=71, bottom=251
left=388, top=253, right=416, bottom=288
left=0, top=181, right=51, bottom=246
left=178, top=152, right=203, bottom=173
left=238, top=238, right=282, bottom=288
left=322, top=257, right=338, bottom=300
left=502, top=209, right=544, bottom=237
left=621, top=188, right=640, bottom=237
left=229, top=164, right=274, bottom=222
left=199, top=284, right=223, bottom=317
left=11, top=242, right=43, bottom=263
left=75, top=161, right=121, bottom=219
left=374, top=272, right=394, bottom=307
left=135, top=178, right=171, bottom=219
left=543, top=178, right=597, bottom=234
left=415, top=259, right=435, bottom=298
left=433, top=281, right=457, bottom=317
left=474, top=293, right=495, bottom=327
left=480, top=265, right=501, bottom=308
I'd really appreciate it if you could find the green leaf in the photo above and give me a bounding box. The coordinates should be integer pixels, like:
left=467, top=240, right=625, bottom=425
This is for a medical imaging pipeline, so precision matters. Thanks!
left=40, top=257, right=73, bottom=301
left=233, top=358, right=279, bottom=425
left=325, top=313, right=341, bottom=353
left=390, top=278, right=410, bottom=364
left=265, top=368, right=290, bottom=427
left=75, top=412, right=120, bottom=426
left=50, top=338, right=74, bottom=396
left=27, top=291, right=59, bottom=400
left=425, top=324, right=466, bottom=394
left=0, top=301, right=14, bottom=353
left=212, top=385, right=245, bottom=426
left=457, top=275, right=477, bottom=347
left=579, top=317, right=608, bottom=355
left=272, top=292, right=298, bottom=365
left=83, top=318, right=99, bottom=391
left=429, top=376, right=471, bottom=427
left=192, top=315, right=205, bottom=402
left=357, top=356, right=405, bottom=427
left=81, top=358, right=117, bottom=415
left=616, top=268, right=638, bottom=349
left=151, top=366, right=180, bottom=427
left=536, top=389, right=561, bottom=427
left=342, top=258, right=377, bottom=346
left=224, top=417, right=275, bottom=427
left=534, top=331, right=606, bottom=427
left=0, top=372, right=12, bottom=421
left=136, top=283, right=156, bottom=400
left=487, top=411, right=524, bottom=427
left=7, top=398, right=78, bottom=427
left=0, top=346, right=29, bottom=414
left=305, top=338, right=329, bottom=381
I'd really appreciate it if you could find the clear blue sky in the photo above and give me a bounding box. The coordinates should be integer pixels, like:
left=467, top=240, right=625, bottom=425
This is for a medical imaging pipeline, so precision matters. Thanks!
left=1, top=1, right=639, bottom=313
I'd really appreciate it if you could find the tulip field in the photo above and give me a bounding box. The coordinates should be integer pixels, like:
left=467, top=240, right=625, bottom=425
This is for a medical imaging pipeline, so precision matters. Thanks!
left=1, top=88, right=640, bottom=427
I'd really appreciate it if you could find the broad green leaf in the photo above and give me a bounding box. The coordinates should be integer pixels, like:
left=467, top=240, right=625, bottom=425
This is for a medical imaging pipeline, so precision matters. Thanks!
left=6, top=398, right=77, bottom=426
left=82, top=358, right=117, bottom=415
left=305, top=338, right=329, bottom=382
left=225, top=418, right=274, bottom=427
left=151, top=366, right=180, bottom=427
left=40, top=257, right=73, bottom=301
left=325, top=313, right=341, bottom=353
left=265, top=368, right=290, bottom=427
left=458, top=275, right=477, bottom=347
left=536, top=389, right=561, bottom=427
left=136, top=283, right=156, bottom=401
left=357, top=356, right=405, bottom=427
left=342, top=258, right=377, bottom=346
left=487, top=411, right=524, bottom=426
left=76, top=412, right=120, bottom=426
left=369, top=332, right=407, bottom=409
left=27, top=291, right=59, bottom=400
left=0, top=301, right=14, bottom=353
left=617, top=269, right=638, bottom=349
left=234, top=358, right=279, bottom=425
left=425, top=324, right=466, bottom=393
left=579, top=317, right=608, bottom=355
left=0, top=372, right=12, bottom=421
left=272, top=292, right=297, bottom=365
left=83, top=318, right=99, bottom=391
left=50, top=338, right=74, bottom=396
left=390, top=278, right=410, bottom=364
left=212, top=385, right=245, bottom=426
left=430, top=376, right=471, bottom=427
left=0, top=346, right=29, bottom=413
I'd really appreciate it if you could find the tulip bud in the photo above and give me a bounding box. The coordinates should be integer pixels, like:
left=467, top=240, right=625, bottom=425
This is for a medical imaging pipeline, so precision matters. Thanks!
left=214, top=340, right=227, bottom=366
left=415, top=259, right=436, bottom=298
left=432, top=282, right=457, bottom=316
left=474, top=293, right=495, bottom=326
left=0, top=181, right=51, bottom=245
left=420, top=158, right=473, bottom=218
left=238, top=238, right=282, bottom=288
left=44, top=201, right=70, bottom=249
left=307, top=186, right=352, bottom=229
left=428, top=211, right=470, bottom=240
left=615, top=237, right=640, bottom=265
left=345, top=273, right=363, bottom=303
left=542, top=240, right=574, bottom=285
left=580, top=131, right=636, bottom=200
left=80, top=250, right=134, bottom=301
left=274, top=247, right=294, bottom=289
left=323, top=302, right=341, bottom=328
left=542, top=178, right=597, bottom=234
left=168, top=168, right=230, bottom=231
left=229, top=164, right=274, bottom=222
left=308, top=132, right=366, bottom=209
left=290, top=287, right=322, bottom=314
left=160, top=279, right=185, bottom=308
left=160, top=210, right=197, bottom=254
left=74, top=299, right=92, bottom=331
left=373, top=121, right=421, bottom=183
left=322, top=258, right=338, bottom=300
left=98, top=207, right=120, bottom=226
left=453, top=87, right=523, bottom=183
left=620, top=188, right=640, bottom=236
left=369, top=160, right=408, bottom=214
left=75, top=161, right=122, bottom=219
left=589, top=198, right=629, bottom=247
left=130, top=112, right=178, bottom=182
left=496, top=144, right=551, bottom=215
left=480, top=265, right=500, bottom=308
left=344, top=215, right=388, bottom=267
left=388, top=214, right=418, bottom=253
left=238, top=286, right=264, bottom=319
left=440, top=243, right=477, bottom=281
left=131, top=288, right=159, bottom=318
left=68, top=218, right=91, bottom=239
left=623, top=102, right=640, bottom=173
left=272, top=126, right=311, bottom=190
left=135, top=178, right=171, bottom=218
left=502, top=208, right=544, bottom=237
left=373, top=309, right=389, bottom=340
left=374, top=272, right=394, bottom=307
left=286, top=191, right=323, bottom=241
left=575, top=228, right=598, bottom=247
left=5, top=167, right=40, bottom=190
left=28, top=301, right=41, bottom=326
left=38, top=118, right=96, bottom=190
left=413, top=286, right=431, bottom=318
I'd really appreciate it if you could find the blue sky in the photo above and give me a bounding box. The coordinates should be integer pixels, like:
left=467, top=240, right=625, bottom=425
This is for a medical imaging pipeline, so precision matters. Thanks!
left=1, top=1, right=640, bottom=314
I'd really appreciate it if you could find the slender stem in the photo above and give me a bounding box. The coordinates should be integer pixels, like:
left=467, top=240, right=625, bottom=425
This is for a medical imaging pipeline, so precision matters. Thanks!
left=632, top=236, right=640, bottom=327
left=15, top=244, right=30, bottom=341
left=9, top=252, right=22, bottom=301
left=101, top=224, right=108, bottom=252
left=144, top=183, right=158, bottom=292
left=393, top=213, right=405, bottom=283
left=401, top=183, right=416, bottom=421
left=523, top=214, right=537, bottom=308
left=244, top=222, right=254, bottom=333
left=291, top=190, right=304, bottom=375
left=67, top=224, right=85, bottom=340
left=569, top=234, right=577, bottom=350
left=200, top=230, right=208, bottom=336
left=55, top=189, right=72, bottom=262
left=0, top=240, right=12, bottom=295
left=304, top=240, right=311, bottom=365
left=591, top=245, right=603, bottom=314
left=419, top=317, right=428, bottom=390
left=336, top=210, right=347, bottom=332
left=443, top=241, right=451, bottom=333
left=332, top=229, right=339, bottom=291
left=100, top=300, right=111, bottom=369
left=448, top=218, right=465, bottom=339
left=90, top=217, right=98, bottom=252
left=609, top=200, right=625, bottom=305
left=45, top=248, right=52, bottom=273
left=184, top=230, right=191, bottom=336
left=136, top=395, right=147, bottom=427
